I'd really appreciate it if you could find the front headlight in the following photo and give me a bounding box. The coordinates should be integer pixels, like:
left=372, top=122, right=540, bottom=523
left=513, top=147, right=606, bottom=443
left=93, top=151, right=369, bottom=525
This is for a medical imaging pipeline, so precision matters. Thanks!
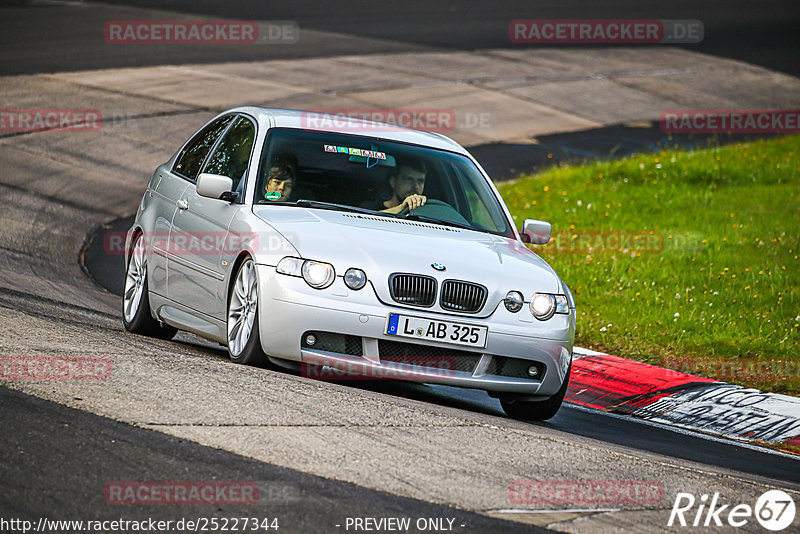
left=530, top=293, right=556, bottom=320
left=555, top=295, right=569, bottom=314
left=302, top=260, right=336, bottom=289
left=530, top=293, right=569, bottom=320
left=276, top=257, right=304, bottom=276
left=343, top=268, right=367, bottom=290
left=276, top=257, right=336, bottom=290
left=504, top=291, right=524, bottom=313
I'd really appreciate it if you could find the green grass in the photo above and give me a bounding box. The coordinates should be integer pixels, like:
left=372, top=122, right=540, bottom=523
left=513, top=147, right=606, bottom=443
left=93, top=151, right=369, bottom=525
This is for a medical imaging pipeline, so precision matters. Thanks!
left=497, top=135, right=800, bottom=394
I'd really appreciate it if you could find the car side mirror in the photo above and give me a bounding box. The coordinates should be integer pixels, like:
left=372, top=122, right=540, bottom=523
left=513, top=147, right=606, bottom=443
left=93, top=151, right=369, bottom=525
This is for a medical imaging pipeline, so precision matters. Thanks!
left=197, top=172, right=238, bottom=202
left=522, top=219, right=551, bottom=244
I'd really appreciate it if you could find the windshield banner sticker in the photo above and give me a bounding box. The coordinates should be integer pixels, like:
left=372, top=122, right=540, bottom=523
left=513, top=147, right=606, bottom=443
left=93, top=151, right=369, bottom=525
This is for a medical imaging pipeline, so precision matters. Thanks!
left=324, top=144, right=386, bottom=159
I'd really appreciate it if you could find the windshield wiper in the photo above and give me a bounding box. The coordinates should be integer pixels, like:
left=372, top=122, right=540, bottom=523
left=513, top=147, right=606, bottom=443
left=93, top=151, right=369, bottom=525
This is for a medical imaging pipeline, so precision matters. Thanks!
left=403, top=213, right=476, bottom=231
left=255, top=198, right=384, bottom=215
left=294, top=199, right=388, bottom=216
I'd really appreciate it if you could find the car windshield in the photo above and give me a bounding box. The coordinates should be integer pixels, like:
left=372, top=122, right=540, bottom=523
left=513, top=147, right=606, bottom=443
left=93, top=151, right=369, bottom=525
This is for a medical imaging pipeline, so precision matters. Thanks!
left=255, top=127, right=514, bottom=237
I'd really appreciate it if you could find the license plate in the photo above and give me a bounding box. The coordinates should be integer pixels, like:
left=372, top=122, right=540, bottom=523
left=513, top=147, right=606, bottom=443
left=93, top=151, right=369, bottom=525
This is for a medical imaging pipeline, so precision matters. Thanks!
left=386, top=313, right=488, bottom=348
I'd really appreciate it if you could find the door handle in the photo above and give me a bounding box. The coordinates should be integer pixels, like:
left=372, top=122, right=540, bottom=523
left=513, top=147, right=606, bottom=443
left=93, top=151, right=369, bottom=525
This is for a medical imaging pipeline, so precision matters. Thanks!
left=176, top=199, right=189, bottom=210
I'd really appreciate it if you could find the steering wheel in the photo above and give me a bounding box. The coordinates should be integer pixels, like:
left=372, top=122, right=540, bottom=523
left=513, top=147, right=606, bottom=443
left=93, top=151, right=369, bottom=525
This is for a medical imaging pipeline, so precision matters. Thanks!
left=397, top=198, right=471, bottom=226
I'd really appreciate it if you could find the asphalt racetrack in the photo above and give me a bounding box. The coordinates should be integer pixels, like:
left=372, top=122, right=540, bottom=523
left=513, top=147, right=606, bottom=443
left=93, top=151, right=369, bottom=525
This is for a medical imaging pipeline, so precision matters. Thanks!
left=1, top=1, right=799, bottom=532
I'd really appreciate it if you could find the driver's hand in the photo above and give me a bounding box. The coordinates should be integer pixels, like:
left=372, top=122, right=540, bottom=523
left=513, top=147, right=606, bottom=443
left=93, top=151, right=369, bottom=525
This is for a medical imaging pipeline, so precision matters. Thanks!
left=402, top=194, right=427, bottom=211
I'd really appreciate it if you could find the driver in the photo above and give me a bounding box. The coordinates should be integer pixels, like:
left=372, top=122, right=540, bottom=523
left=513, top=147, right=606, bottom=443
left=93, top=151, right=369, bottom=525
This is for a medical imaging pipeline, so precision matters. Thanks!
left=365, top=161, right=427, bottom=214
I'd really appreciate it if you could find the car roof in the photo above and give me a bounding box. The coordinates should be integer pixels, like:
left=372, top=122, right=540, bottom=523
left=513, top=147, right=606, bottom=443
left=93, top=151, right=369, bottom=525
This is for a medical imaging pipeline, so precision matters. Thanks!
left=228, top=106, right=469, bottom=155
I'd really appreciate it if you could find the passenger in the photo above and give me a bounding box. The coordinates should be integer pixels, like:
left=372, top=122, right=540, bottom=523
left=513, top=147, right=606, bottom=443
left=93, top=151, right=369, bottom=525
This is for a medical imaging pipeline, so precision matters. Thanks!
left=264, top=163, right=294, bottom=201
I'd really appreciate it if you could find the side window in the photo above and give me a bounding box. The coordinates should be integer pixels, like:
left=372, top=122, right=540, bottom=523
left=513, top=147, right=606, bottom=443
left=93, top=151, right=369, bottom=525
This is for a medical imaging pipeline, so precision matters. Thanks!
left=172, top=115, right=234, bottom=181
left=203, top=116, right=256, bottom=192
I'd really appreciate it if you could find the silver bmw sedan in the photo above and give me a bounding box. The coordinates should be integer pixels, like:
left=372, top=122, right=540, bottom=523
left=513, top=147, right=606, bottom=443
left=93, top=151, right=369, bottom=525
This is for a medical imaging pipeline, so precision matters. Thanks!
left=123, top=107, right=576, bottom=420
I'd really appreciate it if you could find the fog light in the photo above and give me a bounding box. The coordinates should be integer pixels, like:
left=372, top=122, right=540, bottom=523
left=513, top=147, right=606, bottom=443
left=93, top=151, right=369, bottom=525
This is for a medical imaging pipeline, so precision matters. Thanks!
left=305, top=334, right=317, bottom=346
left=527, top=365, right=540, bottom=378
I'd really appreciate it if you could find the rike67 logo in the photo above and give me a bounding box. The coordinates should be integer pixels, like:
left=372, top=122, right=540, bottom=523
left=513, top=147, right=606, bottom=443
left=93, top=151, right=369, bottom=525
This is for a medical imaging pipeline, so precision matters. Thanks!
left=668, top=490, right=796, bottom=531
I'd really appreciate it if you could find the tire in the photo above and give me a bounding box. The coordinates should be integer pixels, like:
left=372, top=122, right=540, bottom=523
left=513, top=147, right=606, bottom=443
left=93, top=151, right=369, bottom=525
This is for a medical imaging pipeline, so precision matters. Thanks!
left=226, top=258, right=268, bottom=366
left=500, top=365, right=571, bottom=421
left=122, top=233, right=177, bottom=340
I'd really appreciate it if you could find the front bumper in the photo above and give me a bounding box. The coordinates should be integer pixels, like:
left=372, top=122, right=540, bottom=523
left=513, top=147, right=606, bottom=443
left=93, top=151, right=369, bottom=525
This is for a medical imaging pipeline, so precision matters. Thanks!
left=256, top=265, right=574, bottom=397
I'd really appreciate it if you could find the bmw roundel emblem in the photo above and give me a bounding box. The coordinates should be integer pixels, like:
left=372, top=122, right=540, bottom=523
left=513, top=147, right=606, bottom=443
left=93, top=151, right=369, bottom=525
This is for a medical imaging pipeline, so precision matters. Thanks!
left=431, top=263, right=446, bottom=271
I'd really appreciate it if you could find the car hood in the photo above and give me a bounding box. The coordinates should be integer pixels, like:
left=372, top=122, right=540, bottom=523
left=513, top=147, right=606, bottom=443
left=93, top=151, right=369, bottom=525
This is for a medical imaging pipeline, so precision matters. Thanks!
left=253, top=206, right=562, bottom=307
